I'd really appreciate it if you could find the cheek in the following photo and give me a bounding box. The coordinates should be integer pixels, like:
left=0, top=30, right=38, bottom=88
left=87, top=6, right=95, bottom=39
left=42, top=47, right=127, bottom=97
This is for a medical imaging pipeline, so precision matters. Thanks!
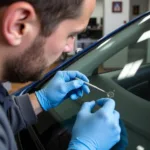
left=43, top=39, right=67, bottom=65
left=45, top=39, right=67, bottom=56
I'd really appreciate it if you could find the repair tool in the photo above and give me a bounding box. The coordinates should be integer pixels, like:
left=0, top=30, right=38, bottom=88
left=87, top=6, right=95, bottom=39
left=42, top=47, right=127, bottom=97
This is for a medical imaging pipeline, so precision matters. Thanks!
left=76, top=78, right=115, bottom=98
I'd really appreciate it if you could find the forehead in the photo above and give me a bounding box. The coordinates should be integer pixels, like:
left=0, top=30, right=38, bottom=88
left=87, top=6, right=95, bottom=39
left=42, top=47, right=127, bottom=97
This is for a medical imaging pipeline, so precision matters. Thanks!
left=74, top=0, right=96, bottom=28
left=62, top=0, right=96, bottom=30
left=48, top=0, right=96, bottom=35
left=76, top=0, right=96, bottom=23
left=82, top=0, right=96, bottom=16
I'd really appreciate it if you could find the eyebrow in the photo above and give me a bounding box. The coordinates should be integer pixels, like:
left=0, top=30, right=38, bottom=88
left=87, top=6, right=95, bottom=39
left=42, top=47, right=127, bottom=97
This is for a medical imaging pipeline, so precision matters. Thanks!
left=78, top=27, right=87, bottom=33
left=70, top=27, right=87, bottom=36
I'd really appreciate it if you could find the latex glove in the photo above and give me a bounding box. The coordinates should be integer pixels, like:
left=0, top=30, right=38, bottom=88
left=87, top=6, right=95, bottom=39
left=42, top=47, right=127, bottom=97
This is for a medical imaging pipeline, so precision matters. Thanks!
left=111, top=120, right=128, bottom=150
left=35, top=71, right=90, bottom=111
left=68, top=98, right=121, bottom=150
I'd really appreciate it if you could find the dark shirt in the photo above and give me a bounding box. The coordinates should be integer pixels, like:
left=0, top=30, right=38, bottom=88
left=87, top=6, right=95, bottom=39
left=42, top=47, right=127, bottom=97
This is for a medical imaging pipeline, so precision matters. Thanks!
left=0, top=83, right=37, bottom=149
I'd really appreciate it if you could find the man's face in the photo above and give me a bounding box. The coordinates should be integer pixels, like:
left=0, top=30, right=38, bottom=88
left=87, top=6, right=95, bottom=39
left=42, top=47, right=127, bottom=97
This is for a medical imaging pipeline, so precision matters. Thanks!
left=3, top=0, right=96, bottom=82
left=3, top=36, right=47, bottom=82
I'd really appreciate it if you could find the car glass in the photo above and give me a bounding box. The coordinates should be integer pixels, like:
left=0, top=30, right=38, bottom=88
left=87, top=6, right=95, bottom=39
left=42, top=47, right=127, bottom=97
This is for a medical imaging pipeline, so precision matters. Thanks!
left=45, top=14, right=150, bottom=150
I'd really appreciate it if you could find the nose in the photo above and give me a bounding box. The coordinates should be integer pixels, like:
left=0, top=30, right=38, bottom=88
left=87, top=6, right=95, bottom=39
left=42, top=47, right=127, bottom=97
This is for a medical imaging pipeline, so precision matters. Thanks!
left=64, top=37, right=75, bottom=53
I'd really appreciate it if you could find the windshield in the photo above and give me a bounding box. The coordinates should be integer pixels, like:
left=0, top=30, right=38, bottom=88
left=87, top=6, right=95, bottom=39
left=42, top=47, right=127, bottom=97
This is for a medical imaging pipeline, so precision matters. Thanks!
left=34, top=13, right=150, bottom=150
left=66, top=14, right=150, bottom=75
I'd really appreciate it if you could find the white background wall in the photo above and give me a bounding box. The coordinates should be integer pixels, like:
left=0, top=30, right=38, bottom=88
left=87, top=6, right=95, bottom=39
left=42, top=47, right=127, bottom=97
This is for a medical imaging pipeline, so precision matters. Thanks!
left=103, top=0, right=150, bottom=68
left=91, top=0, right=104, bottom=25
left=87, top=0, right=150, bottom=67
left=149, top=0, right=150, bottom=9
left=103, top=0, right=130, bottom=68
left=91, top=0, right=149, bottom=34
left=104, top=0, right=130, bottom=35
left=130, top=0, right=148, bottom=20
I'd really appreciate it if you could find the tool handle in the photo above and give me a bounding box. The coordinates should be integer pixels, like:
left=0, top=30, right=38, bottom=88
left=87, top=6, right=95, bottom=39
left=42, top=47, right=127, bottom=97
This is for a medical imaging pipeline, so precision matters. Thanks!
left=76, top=77, right=106, bottom=93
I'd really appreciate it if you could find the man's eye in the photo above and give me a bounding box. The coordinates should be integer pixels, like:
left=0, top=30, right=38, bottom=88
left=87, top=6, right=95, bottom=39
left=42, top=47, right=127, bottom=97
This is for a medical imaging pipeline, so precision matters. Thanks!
left=69, top=35, right=76, bottom=39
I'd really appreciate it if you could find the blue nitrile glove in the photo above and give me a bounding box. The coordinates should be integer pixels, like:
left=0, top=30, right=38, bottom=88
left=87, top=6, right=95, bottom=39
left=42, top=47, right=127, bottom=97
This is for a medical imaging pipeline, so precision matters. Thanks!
left=111, top=120, right=128, bottom=150
left=68, top=98, right=121, bottom=150
left=35, top=71, right=90, bottom=111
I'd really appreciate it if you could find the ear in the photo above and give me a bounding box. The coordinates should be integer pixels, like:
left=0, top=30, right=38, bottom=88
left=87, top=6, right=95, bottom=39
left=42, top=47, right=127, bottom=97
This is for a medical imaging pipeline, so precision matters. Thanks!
left=2, top=2, right=38, bottom=46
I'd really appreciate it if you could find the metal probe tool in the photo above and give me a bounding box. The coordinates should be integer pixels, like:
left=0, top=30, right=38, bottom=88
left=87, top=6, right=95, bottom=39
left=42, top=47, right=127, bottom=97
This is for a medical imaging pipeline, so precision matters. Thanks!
left=76, top=78, right=115, bottom=98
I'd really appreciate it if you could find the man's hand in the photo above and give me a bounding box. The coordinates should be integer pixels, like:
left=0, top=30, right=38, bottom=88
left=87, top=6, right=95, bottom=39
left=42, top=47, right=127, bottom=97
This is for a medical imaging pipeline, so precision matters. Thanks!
left=68, top=98, right=121, bottom=150
left=35, top=71, right=90, bottom=111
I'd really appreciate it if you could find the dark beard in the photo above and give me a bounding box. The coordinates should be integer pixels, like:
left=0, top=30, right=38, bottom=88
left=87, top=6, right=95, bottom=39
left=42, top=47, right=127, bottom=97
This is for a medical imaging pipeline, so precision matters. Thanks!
left=3, top=36, right=47, bottom=83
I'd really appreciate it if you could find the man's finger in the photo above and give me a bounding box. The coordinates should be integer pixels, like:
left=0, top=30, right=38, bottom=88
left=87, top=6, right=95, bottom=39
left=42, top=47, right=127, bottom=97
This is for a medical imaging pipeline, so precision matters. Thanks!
left=79, top=101, right=96, bottom=114
left=76, top=89, right=83, bottom=97
left=82, top=84, right=90, bottom=94
left=114, top=110, right=120, bottom=120
left=96, top=98, right=115, bottom=114
left=63, top=71, right=89, bottom=82
left=113, top=110, right=120, bottom=125
left=70, top=93, right=78, bottom=100
left=65, top=80, right=84, bottom=92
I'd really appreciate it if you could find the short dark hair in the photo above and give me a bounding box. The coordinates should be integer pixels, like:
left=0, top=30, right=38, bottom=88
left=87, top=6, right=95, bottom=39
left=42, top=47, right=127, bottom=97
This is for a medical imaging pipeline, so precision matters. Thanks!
left=0, top=0, right=84, bottom=36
